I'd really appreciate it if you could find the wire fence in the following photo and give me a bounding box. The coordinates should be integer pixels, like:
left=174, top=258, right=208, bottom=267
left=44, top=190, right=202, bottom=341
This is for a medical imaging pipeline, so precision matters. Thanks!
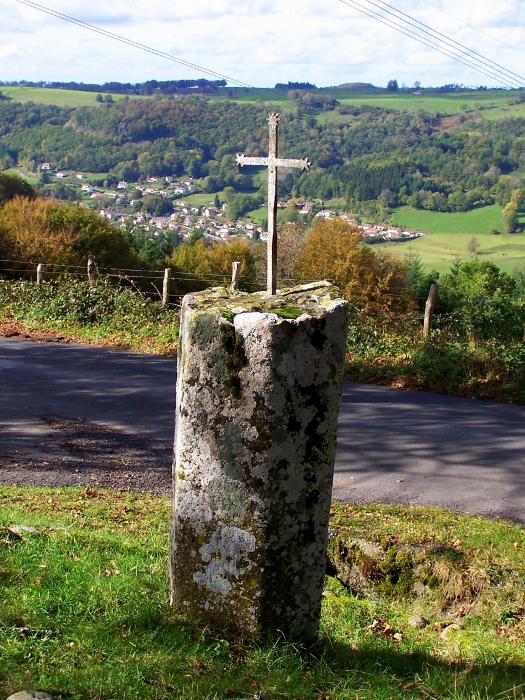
left=0, top=257, right=438, bottom=325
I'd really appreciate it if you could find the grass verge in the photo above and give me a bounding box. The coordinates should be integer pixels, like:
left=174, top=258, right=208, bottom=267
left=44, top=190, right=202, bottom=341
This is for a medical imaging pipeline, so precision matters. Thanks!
left=346, top=317, right=525, bottom=404
left=0, top=486, right=524, bottom=700
left=0, top=279, right=179, bottom=356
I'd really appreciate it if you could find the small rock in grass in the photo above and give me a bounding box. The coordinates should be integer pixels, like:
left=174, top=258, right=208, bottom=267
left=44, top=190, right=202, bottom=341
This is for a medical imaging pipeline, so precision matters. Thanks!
left=8, top=526, right=42, bottom=536
left=408, top=614, right=427, bottom=629
left=440, top=623, right=462, bottom=640
left=6, top=692, right=55, bottom=700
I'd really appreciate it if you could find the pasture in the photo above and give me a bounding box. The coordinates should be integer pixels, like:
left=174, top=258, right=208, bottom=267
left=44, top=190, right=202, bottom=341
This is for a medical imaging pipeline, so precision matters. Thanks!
left=375, top=205, right=525, bottom=273
left=0, top=86, right=142, bottom=107
left=2, top=85, right=522, bottom=122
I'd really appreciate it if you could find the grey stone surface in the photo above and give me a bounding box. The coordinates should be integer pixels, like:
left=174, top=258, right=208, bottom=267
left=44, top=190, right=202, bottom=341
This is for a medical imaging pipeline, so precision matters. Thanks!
left=408, top=614, right=427, bottom=629
left=6, top=692, right=55, bottom=700
left=169, top=282, right=348, bottom=640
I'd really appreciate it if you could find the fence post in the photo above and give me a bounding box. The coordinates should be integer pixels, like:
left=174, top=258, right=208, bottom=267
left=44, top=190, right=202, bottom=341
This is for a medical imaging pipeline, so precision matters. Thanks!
left=163, top=268, right=171, bottom=307
left=230, top=261, right=241, bottom=293
left=36, top=263, right=43, bottom=285
left=423, top=284, right=438, bottom=338
left=87, top=256, right=97, bottom=283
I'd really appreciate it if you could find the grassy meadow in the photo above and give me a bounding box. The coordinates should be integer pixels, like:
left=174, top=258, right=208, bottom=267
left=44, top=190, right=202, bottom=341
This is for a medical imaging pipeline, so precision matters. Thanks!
left=374, top=205, right=525, bottom=273
left=1, top=485, right=524, bottom=700
left=0, top=87, right=143, bottom=107
left=2, top=85, right=522, bottom=120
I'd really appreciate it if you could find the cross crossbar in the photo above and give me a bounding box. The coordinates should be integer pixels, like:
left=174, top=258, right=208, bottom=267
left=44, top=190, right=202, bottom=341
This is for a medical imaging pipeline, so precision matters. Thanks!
left=236, top=112, right=311, bottom=295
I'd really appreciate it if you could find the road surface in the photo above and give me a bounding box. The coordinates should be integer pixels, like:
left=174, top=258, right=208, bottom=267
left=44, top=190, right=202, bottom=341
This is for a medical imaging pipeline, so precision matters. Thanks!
left=1, top=337, right=524, bottom=521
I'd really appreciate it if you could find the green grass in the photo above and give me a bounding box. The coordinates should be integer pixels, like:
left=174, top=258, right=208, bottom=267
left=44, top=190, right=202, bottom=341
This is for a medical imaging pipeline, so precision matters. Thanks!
left=3, top=167, right=40, bottom=184
left=0, top=87, right=143, bottom=108
left=1, top=486, right=524, bottom=700
left=373, top=205, right=525, bottom=273
left=2, top=85, right=522, bottom=121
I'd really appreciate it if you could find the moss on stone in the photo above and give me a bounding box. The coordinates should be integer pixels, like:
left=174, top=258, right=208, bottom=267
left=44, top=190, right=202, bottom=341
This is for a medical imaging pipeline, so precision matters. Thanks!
left=220, top=323, right=247, bottom=398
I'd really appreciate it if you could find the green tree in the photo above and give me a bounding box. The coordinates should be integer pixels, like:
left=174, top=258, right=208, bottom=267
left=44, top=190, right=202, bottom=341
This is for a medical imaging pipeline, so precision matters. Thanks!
left=467, top=236, right=480, bottom=256
left=95, top=94, right=103, bottom=102
left=502, top=201, right=518, bottom=233
left=0, top=172, right=36, bottom=205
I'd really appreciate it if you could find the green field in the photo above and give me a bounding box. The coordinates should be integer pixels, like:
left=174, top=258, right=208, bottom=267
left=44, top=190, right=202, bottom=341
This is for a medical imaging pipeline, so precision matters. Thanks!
left=3, top=167, right=39, bottom=183
left=374, top=205, right=525, bottom=273
left=2, top=85, right=522, bottom=121
left=0, top=87, right=142, bottom=108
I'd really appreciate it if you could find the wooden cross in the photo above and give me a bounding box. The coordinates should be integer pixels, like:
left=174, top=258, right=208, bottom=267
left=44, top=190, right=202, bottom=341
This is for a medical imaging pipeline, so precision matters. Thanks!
left=236, top=112, right=311, bottom=295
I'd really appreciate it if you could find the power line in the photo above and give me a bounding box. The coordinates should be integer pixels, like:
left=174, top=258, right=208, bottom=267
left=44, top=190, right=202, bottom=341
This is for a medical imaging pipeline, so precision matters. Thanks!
left=368, top=0, right=525, bottom=86
left=417, top=0, right=525, bottom=61
left=336, top=0, right=524, bottom=88
left=11, top=0, right=302, bottom=114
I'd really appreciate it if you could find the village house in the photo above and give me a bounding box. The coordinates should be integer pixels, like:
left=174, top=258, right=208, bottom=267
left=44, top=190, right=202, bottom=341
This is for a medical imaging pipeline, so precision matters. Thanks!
left=41, top=162, right=51, bottom=171
left=81, top=184, right=94, bottom=193
left=117, top=180, right=129, bottom=190
left=75, top=173, right=84, bottom=179
left=315, top=209, right=335, bottom=219
left=56, top=172, right=66, bottom=179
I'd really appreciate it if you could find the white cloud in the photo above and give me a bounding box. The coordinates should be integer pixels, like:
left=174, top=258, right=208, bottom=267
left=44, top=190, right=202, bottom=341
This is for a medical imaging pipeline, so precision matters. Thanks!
left=0, top=0, right=524, bottom=88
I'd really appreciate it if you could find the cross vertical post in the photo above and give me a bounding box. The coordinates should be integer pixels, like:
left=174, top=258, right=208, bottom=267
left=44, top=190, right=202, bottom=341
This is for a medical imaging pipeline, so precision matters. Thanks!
left=236, top=113, right=311, bottom=295
left=267, top=113, right=279, bottom=295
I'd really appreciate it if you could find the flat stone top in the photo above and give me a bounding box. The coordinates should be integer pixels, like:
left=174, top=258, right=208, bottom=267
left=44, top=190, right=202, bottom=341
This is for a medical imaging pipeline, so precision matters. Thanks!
left=184, top=281, right=344, bottom=320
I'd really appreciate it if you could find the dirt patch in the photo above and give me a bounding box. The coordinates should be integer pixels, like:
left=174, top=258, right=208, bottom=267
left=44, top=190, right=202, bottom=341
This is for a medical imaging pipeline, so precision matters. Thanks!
left=0, top=318, right=71, bottom=344
left=0, top=415, right=172, bottom=495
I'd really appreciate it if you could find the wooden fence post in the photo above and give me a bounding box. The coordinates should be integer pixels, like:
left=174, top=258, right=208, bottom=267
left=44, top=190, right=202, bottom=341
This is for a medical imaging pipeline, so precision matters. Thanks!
left=163, top=268, right=171, bottom=307
left=230, top=261, right=241, bottom=293
left=36, top=263, right=43, bottom=285
left=423, top=284, right=438, bottom=338
left=87, top=256, right=97, bottom=283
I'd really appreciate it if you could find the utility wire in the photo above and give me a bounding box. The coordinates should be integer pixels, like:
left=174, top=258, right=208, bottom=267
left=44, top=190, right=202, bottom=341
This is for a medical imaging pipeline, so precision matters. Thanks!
left=11, top=0, right=303, bottom=114
left=366, top=0, right=525, bottom=86
left=336, top=0, right=523, bottom=88
left=417, top=0, right=525, bottom=61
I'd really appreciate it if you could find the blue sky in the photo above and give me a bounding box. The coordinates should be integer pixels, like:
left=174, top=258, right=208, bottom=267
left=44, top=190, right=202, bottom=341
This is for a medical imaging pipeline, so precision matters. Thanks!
left=1, top=0, right=524, bottom=88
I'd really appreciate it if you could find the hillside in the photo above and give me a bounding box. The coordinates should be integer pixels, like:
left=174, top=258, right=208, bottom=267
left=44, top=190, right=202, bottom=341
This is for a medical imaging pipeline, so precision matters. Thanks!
left=2, top=90, right=525, bottom=272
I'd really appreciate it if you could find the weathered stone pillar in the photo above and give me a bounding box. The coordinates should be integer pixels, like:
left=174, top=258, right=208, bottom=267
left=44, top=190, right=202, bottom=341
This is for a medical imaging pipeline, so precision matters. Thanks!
left=169, top=282, right=348, bottom=640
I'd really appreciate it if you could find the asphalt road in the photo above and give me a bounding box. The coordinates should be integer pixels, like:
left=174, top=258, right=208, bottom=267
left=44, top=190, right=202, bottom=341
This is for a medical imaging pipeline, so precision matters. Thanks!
left=1, top=337, right=524, bottom=522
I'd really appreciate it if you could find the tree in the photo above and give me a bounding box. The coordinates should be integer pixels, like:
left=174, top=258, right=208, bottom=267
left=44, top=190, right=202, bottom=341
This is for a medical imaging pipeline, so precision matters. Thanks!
left=467, top=235, right=480, bottom=256
left=214, top=194, right=220, bottom=208
left=296, top=219, right=410, bottom=313
left=502, top=201, right=518, bottom=233
left=104, top=94, right=114, bottom=103
left=0, top=172, right=36, bottom=205
left=95, top=93, right=103, bottom=102
left=0, top=197, right=139, bottom=269
left=387, top=79, right=398, bottom=92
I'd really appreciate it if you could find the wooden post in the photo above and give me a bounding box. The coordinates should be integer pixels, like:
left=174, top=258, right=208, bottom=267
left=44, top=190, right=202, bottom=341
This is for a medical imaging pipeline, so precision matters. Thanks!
left=36, top=263, right=43, bottom=285
left=163, top=268, right=171, bottom=306
left=423, top=284, right=438, bottom=338
left=87, top=256, right=97, bottom=283
left=230, top=261, right=241, bottom=293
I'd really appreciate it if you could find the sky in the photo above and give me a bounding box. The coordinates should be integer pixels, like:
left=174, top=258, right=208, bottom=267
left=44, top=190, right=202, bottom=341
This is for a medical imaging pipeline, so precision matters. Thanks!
left=1, top=0, right=524, bottom=89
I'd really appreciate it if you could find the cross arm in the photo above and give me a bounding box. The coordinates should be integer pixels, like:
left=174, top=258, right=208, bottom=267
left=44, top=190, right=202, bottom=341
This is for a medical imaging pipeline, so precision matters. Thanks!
left=236, top=154, right=269, bottom=167
left=273, top=157, right=311, bottom=171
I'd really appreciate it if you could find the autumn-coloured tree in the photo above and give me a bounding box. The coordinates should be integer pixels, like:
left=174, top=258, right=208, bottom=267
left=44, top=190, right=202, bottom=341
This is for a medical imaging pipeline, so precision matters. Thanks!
left=296, top=218, right=410, bottom=313
left=168, top=239, right=257, bottom=291
left=0, top=197, right=139, bottom=272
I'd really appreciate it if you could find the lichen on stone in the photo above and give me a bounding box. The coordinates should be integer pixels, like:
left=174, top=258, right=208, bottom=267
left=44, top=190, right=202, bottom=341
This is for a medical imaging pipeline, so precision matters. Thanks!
left=170, top=281, right=348, bottom=640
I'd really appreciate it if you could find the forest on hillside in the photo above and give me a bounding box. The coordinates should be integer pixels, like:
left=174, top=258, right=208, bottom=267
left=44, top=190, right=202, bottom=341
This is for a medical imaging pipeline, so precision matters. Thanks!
left=1, top=96, right=525, bottom=215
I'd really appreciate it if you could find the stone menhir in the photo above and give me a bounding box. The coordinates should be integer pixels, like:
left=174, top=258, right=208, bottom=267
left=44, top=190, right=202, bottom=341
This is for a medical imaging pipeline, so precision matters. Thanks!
left=169, top=281, right=348, bottom=640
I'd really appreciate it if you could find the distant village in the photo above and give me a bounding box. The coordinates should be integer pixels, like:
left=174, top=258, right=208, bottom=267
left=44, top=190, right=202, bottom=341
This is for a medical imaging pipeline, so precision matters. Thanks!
left=40, top=164, right=427, bottom=244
